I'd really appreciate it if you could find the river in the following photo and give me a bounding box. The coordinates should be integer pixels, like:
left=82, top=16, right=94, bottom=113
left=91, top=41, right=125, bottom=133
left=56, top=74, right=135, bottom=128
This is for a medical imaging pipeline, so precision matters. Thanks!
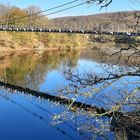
left=0, top=49, right=139, bottom=140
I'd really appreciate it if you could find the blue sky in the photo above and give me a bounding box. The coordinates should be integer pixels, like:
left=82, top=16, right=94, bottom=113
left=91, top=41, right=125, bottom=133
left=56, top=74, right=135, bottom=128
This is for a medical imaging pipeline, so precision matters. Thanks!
left=0, top=0, right=140, bottom=18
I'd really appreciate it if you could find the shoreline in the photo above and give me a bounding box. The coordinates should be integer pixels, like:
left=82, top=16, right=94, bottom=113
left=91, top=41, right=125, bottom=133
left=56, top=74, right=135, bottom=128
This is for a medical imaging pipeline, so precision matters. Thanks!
left=0, top=46, right=88, bottom=53
left=0, top=43, right=139, bottom=57
left=0, top=46, right=139, bottom=67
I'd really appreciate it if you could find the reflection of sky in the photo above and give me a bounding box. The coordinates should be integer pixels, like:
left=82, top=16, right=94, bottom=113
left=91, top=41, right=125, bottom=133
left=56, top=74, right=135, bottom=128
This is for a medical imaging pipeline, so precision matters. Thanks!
left=39, top=70, right=67, bottom=92
left=39, top=59, right=111, bottom=91
left=39, top=59, right=104, bottom=92
left=38, top=56, right=139, bottom=112
left=0, top=88, right=114, bottom=140
left=0, top=89, right=84, bottom=140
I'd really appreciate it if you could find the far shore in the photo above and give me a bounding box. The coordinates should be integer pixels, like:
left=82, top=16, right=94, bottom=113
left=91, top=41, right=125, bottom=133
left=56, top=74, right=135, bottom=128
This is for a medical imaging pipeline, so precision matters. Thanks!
left=0, top=45, right=139, bottom=58
left=0, top=46, right=88, bottom=53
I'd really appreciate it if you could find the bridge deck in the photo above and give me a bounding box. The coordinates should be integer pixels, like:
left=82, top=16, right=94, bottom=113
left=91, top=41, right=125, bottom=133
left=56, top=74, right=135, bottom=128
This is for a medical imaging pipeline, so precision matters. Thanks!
left=0, top=27, right=140, bottom=36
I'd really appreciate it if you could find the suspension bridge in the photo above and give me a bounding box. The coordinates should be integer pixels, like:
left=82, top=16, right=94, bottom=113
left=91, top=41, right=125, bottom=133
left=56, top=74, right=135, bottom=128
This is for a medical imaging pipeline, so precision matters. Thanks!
left=0, top=25, right=140, bottom=36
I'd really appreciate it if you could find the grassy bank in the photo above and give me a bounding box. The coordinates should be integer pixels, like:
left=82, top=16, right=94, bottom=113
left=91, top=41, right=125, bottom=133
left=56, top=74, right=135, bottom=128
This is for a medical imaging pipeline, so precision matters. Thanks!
left=0, top=31, right=139, bottom=52
left=0, top=31, right=89, bottom=51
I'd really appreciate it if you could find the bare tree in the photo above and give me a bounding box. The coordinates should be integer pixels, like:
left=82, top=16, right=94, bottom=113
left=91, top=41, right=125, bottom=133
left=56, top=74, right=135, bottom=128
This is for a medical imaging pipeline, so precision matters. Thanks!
left=0, top=3, right=11, bottom=26
left=25, top=5, right=48, bottom=27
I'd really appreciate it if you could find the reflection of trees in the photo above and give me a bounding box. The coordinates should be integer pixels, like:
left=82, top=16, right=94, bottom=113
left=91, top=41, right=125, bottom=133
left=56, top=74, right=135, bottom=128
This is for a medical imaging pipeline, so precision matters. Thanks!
left=0, top=50, right=80, bottom=89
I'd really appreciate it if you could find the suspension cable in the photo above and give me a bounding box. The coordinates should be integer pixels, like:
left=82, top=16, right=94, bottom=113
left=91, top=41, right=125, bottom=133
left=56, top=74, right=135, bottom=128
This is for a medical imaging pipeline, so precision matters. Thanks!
left=9, top=1, right=95, bottom=25
left=9, top=0, right=80, bottom=23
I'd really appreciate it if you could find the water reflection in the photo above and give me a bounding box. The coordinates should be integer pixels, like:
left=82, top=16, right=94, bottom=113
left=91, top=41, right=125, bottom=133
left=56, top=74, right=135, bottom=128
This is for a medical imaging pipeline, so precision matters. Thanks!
left=0, top=50, right=80, bottom=89
left=0, top=49, right=139, bottom=140
left=0, top=85, right=114, bottom=140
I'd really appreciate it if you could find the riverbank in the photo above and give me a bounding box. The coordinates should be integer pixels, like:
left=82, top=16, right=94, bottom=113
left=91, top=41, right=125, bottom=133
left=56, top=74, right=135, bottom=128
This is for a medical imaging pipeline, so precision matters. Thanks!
left=0, top=31, right=89, bottom=51
left=0, top=31, right=140, bottom=53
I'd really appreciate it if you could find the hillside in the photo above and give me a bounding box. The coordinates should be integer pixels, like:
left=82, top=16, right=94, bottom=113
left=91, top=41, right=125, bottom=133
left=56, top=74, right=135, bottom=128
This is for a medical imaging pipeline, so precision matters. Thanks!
left=49, top=11, right=140, bottom=32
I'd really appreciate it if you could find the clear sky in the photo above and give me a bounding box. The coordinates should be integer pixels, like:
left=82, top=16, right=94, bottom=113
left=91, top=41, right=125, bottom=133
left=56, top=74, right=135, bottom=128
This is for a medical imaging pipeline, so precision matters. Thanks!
left=0, top=0, right=140, bottom=18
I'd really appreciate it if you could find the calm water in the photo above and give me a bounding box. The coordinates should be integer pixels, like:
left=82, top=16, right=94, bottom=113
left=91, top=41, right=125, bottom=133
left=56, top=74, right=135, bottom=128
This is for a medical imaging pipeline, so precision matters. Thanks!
left=0, top=50, right=139, bottom=140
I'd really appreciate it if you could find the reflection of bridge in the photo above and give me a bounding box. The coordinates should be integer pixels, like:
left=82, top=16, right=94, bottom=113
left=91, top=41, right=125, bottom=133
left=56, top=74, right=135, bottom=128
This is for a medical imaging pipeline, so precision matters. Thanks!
left=0, top=26, right=140, bottom=36
left=0, top=80, right=139, bottom=139
left=0, top=81, right=106, bottom=114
